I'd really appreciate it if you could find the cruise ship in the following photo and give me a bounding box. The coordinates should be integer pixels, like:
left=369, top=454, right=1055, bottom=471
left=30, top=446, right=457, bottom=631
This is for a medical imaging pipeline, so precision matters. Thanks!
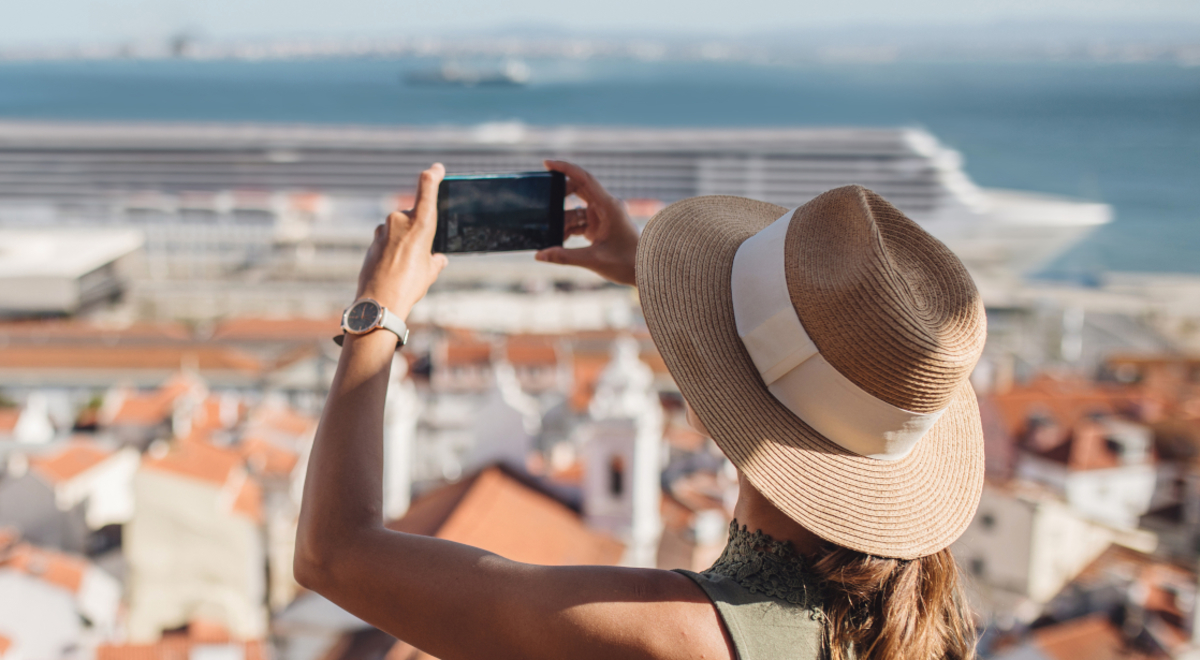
left=0, top=121, right=1109, bottom=317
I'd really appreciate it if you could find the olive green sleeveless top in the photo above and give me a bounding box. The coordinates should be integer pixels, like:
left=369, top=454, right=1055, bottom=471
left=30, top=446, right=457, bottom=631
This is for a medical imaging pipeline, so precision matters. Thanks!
left=675, top=521, right=826, bottom=660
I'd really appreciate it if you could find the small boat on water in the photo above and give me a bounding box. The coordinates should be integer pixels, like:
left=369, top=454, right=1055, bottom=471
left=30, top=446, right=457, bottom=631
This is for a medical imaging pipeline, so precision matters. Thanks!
left=405, top=60, right=531, bottom=87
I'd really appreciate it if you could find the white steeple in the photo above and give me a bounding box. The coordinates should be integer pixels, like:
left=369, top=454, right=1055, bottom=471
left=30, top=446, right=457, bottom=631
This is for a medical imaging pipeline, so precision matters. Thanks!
left=580, top=336, right=664, bottom=568
left=383, top=355, right=421, bottom=520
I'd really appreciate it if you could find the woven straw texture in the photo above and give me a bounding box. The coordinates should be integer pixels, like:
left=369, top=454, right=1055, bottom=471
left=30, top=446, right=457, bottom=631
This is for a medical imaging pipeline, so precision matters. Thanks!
left=636, top=187, right=986, bottom=559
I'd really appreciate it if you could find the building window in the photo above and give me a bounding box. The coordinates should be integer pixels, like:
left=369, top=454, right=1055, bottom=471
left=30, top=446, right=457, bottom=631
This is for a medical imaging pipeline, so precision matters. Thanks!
left=970, top=558, right=985, bottom=577
left=980, top=513, right=995, bottom=531
left=608, top=456, right=625, bottom=497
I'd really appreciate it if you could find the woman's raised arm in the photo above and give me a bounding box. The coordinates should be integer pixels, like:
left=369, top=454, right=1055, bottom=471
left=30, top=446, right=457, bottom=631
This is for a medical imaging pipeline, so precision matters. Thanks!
left=293, top=164, right=731, bottom=660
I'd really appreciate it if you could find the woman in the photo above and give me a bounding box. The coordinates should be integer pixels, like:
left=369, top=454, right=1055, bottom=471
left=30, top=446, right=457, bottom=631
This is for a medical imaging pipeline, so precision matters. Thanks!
left=295, top=160, right=985, bottom=660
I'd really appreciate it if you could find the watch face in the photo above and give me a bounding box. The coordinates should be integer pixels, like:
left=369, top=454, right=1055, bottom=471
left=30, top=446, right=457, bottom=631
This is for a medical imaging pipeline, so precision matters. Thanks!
left=346, top=300, right=381, bottom=333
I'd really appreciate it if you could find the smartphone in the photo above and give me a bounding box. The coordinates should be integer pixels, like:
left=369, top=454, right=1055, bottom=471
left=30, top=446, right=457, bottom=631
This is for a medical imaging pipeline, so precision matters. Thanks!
left=434, top=171, right=566, bottom=254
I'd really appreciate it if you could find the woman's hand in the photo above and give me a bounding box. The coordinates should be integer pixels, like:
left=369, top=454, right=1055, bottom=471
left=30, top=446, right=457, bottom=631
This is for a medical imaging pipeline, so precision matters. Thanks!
left=535, top=160, right=639, bottom=287
left=357, top=163, right=449, bottom=319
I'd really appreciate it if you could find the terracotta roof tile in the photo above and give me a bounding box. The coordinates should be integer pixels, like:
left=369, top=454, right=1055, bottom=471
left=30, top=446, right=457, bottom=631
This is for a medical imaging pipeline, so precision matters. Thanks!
left=28, top=440, right=113, bottom=484
left=191, top=396, right=240, bottom=432
left=188, top=618, right=231, bottom=643
left=97, top=637, right=265, bottom=660
left=142, top=437, right=242, bottom=487
left=0, top=345, right=261, bottom=374
left=624, top=199, right=665, bottom=218
left=0, top=634, right=11, bottom=658
left=0, top=527, right=19, bottom=552
left=990, top=375, right=1126, bottom=438
left=570, top=354, right=610, bottom=413
left=231, top=477, right=264, bottom=524
left=109, top=394, right=174, bottom=427
left=0, top=408, right=18, bottom=433
left=246, top=405, right=316, bottom=438
left=239, top=436, right=299, bottom=477
left=388, top=479, right=475, bottom=538
left=548, top=460, right=583, bottom=486
left=104, top=372, right=208, bottom=427
left=443, top=340, right=492, bottom=367
left=1031, top=614, right=1160, bottom=660
left=210, top=317, right=341, bottom=342
left=0, top=319, right=191, bottom=342
left=639, top=350, right=670, bottom=375
left=505, top=338, right=558, bottom=367
left=388, top=466, right=624, bottom=566
left=143, top=435, right=263, bottom=522
left=2, top=543, right=87, bottom=593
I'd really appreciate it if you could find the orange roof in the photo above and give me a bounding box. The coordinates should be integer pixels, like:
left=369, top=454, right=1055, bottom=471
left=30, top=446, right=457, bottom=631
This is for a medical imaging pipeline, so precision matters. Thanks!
left=388, top=466, right=623, bottom=566
left=0, top=408, right=18, bottom=433
left=28, top=440, right=113, bottom=484
left=246, top=404, right=315, bottom=438
left=548, top=460, right=584, bottom=486
left=109, top=393, right=174, bottom=427
left=2, top=543, right=87, bottom=593
left=990, top=375, right=1127, bottom=438
left=0, top=634, right=10, bottom=658
left=570, top=353, right=610, bottom=412
left=624, top=198, right=665, bottom=218
left=0, top=345, right=261, bottom=374
left=239, top=436, right=299, bottom=477
left=0, top=527, right=19, bottom=552
left=0, top=319, right=191, bottom=342
left=107, top=372, right=206, bottom=427
left=187, top=618, right=232, bottom=643
left=142, top=436, right=242, bottom=487
left=143, top=436, right=263, bottom=522
left=231, top=477, right=263, bottom=524
left=189, top=395, right=245, bottom=433
left=98, top=637, right=267, bottom=660
left=444, top=340, right=492, bottom=367
left=639, top=350, right=670, bottom=376
left=505, top=338, right=558, bottom=367
left=1031, top=614, right=1159, bottom=660
left=211, top=317, right=341, bottom=342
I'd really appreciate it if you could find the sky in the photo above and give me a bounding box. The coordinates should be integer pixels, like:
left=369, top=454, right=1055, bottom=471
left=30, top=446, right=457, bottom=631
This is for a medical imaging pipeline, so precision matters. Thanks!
left=3, top=0, right=1199, bottom=47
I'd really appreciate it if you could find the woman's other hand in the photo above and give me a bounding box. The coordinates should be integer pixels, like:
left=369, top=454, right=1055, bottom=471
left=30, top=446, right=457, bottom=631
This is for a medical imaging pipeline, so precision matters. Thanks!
left=535, top=160, right=639, bottom=287
left=357, top=163, right=449, bottom=319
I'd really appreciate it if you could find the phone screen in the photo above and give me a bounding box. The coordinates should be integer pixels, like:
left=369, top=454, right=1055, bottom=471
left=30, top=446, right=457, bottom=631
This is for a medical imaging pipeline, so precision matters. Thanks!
left=434, top=171, right=566, bottom=254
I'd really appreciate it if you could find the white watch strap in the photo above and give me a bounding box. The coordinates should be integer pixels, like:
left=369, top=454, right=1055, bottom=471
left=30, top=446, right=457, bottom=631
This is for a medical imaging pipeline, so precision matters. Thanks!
left=379, top=307, right=409, bottom=346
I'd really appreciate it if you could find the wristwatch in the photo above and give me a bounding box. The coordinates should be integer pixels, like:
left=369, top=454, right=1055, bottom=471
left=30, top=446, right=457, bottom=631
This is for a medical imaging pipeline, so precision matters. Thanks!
left=334, top=298, right=409, bottom=348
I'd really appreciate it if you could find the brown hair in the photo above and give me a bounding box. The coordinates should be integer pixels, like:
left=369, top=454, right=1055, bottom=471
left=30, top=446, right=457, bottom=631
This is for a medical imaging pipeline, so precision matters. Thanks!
left=810, top=544, right=976, bottom=660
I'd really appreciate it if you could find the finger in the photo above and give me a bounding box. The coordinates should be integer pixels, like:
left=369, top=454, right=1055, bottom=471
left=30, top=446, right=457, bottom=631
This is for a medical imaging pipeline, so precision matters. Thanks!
left=545, top=160, right=597, bottom=203
left=412, top=163, right=445, bottom=233
left=431, top=253, right=449, bottom=274
left=565, top=207, right=591, bottom=237
left=535, top=245, right=595, bottom=267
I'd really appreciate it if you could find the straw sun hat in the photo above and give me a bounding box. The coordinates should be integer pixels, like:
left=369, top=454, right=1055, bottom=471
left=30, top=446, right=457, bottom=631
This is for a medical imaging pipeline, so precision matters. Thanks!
left=637, top=186, right=987, bottom=560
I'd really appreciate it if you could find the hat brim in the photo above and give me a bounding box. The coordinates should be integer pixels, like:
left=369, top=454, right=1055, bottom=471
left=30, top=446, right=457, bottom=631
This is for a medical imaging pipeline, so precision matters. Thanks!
left=636, top=195, right=985, bottom=559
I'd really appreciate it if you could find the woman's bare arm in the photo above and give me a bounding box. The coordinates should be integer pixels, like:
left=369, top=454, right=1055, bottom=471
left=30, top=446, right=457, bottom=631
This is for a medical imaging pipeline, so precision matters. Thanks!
left=294, top=164, right=732, bottom=660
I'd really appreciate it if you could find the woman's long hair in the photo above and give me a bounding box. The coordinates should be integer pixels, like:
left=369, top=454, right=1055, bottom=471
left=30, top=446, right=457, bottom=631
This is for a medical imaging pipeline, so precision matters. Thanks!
left=809, top=544, right=976, bottom=660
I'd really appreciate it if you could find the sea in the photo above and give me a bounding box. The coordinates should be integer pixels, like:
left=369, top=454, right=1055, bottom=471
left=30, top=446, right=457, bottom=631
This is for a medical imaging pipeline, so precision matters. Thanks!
left=0, top=57, right=1197, bottom=277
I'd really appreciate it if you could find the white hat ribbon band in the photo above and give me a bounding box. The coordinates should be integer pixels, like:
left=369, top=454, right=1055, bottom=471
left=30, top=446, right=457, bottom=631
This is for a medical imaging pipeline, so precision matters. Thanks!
left=730, top=208, right=946, bottom=461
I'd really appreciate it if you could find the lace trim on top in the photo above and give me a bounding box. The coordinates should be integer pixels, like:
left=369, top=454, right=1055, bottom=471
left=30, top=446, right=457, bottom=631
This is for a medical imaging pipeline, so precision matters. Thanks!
left=702, top=519, right=823, bottom=615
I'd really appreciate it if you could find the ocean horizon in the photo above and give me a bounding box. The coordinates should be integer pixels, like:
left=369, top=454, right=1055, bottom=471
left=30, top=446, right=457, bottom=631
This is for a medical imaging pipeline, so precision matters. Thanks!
left=0, top=57, right=1197, bottom=277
